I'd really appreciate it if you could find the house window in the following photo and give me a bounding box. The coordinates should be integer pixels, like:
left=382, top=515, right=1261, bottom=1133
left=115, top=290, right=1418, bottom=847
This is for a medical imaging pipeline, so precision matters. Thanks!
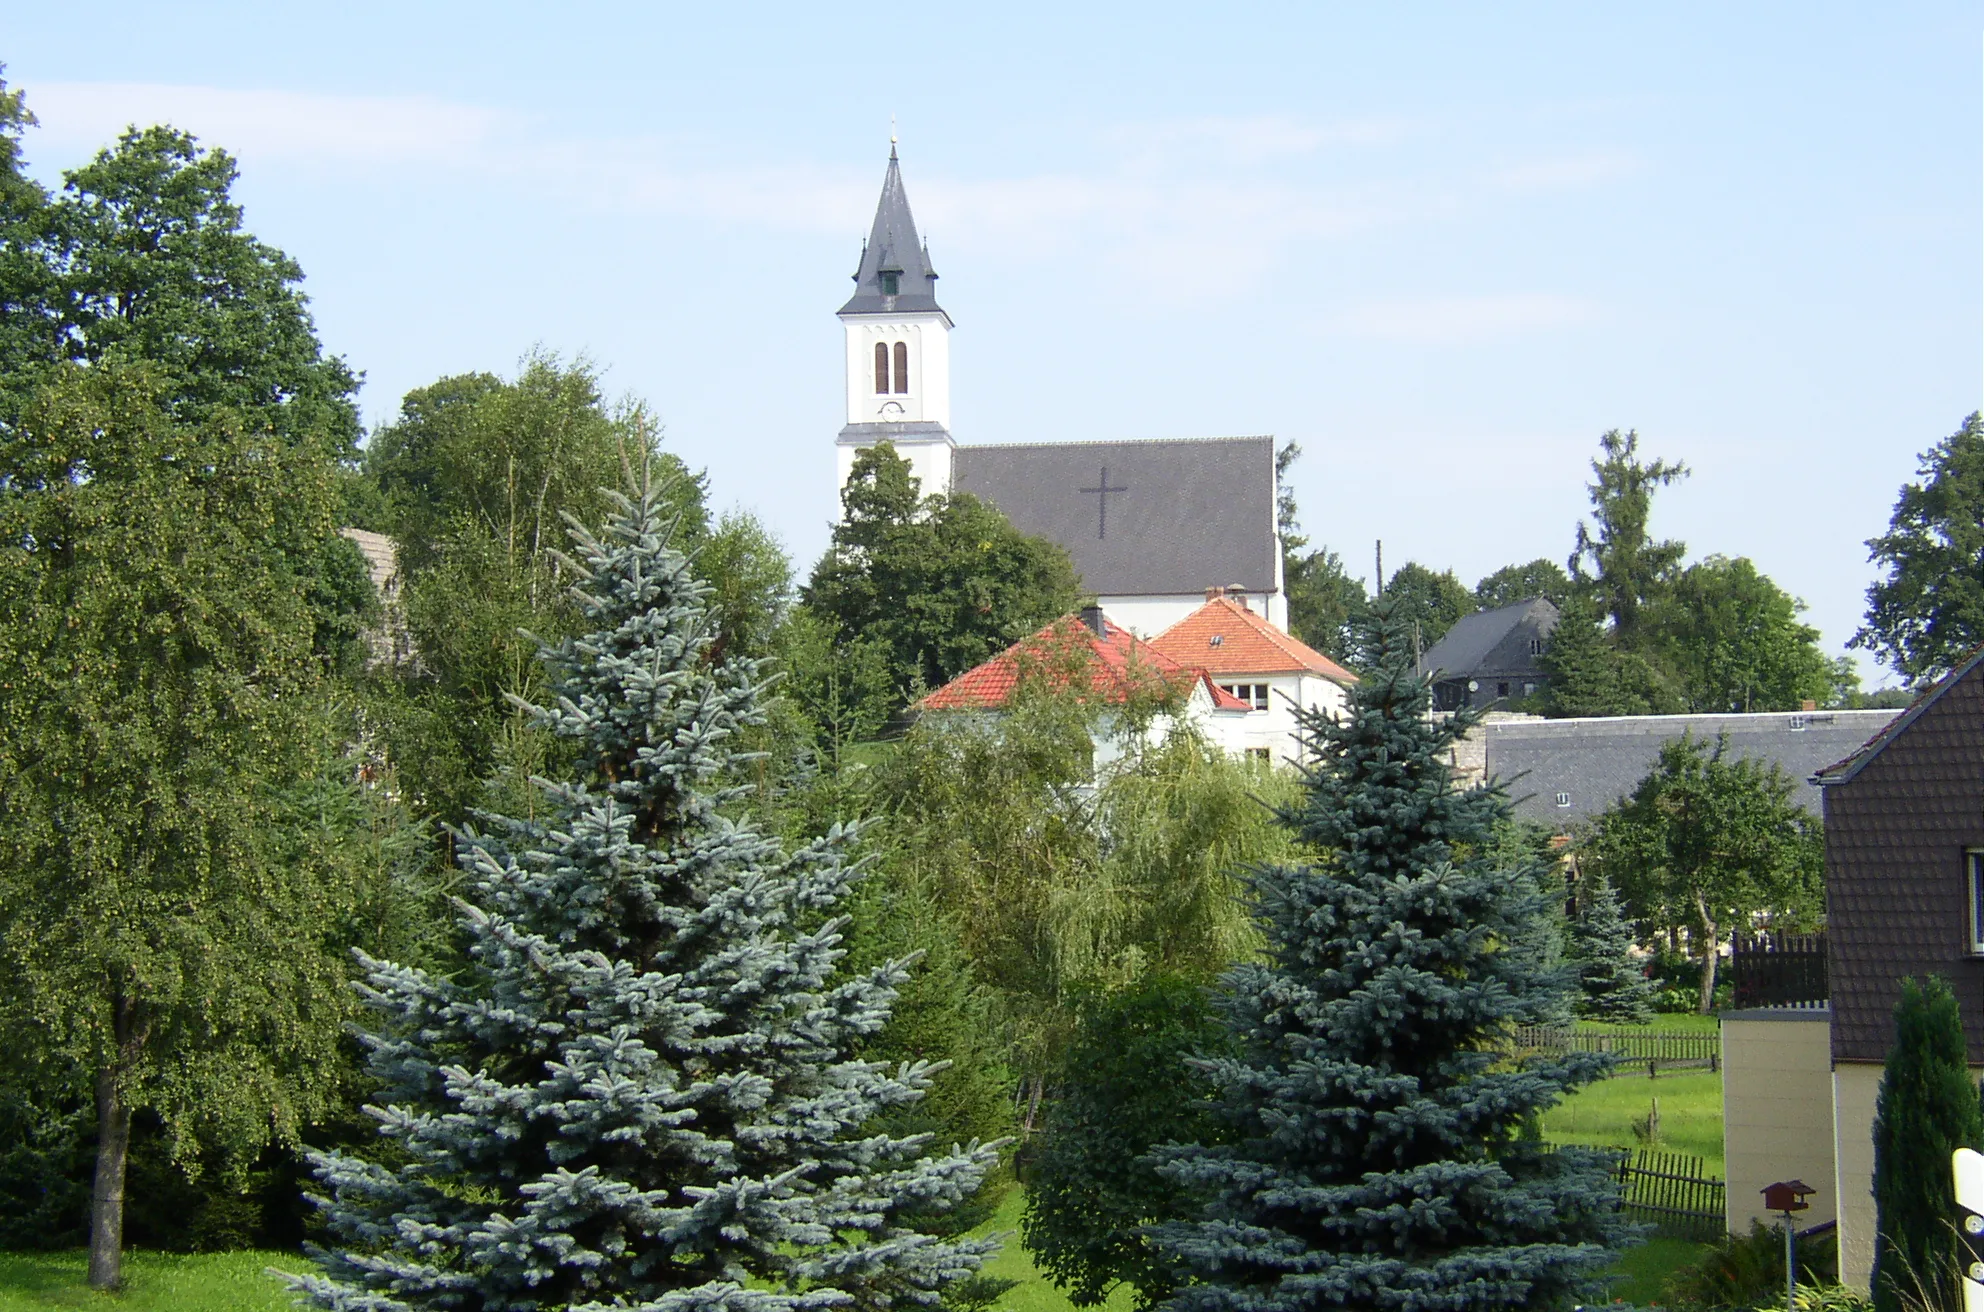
left=1529, top=637, right=1544, bottom=656
left=1246, top=747, right=1272, bottom=763
left=1969, top=852, right=1984, bottom=955
left=1789, top=715, right=1808, bottom=731
left=1523, top=682, right=1537, bottom=697
left=874, top=342, right=890, bottom=394
left=1555, top=792, right=1572, bottom=808
left=880, top=271, right=900, bottom=295
left=894, top=341, right=910, bottom=394
left=1496, top=682, right=1511, bottom=698
left=1219, top=683, right=1270, bottom=711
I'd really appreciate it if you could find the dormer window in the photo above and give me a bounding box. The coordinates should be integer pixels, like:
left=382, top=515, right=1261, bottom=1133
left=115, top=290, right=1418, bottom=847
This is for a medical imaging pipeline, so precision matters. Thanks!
left=880, top=271, right=900, bottom=295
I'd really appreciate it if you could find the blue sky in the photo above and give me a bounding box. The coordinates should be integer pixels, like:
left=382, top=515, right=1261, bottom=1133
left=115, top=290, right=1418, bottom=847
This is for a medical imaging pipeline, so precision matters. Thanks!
left=6, top=3, right=1980, bottom=684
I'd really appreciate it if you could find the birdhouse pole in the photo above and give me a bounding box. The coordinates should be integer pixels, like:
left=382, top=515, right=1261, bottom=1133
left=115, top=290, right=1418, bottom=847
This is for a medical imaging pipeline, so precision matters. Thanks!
left=1761, top=1181, right=1815, bottom=1312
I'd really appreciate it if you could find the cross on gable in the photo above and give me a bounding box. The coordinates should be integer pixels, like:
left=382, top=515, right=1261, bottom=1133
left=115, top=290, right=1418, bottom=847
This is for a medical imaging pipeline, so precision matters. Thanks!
left=1079, top=465, right=1128, bottom=539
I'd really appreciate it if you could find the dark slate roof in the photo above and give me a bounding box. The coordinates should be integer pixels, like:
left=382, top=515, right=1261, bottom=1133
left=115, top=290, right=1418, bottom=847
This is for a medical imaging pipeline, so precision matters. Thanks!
left=1486, top=709, right=1905, bottom=828
left=1419, top=598, right=1559, bottom=680
left=952, top=436, right=1278, bottom=599
left=839, top=146, right=944, bottom=317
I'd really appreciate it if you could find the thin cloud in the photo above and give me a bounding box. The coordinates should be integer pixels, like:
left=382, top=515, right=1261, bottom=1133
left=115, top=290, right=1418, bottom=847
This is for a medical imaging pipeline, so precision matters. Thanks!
left=24, top=81, right=509, bottom=165
left=1494, top=150, right=1642, bottom=192
left=1329, top=293, right=1598, bottom=343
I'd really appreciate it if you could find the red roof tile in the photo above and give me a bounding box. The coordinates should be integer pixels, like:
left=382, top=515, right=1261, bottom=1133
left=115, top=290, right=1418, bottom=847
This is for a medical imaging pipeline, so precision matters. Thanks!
left=1148, top=597, right=1357, bottom=684
left=920, top=613, right=1249, bottom=712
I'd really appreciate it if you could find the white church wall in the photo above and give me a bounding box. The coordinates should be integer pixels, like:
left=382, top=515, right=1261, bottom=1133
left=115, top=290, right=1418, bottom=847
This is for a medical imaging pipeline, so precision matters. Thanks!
left=842, top=313, right=951, bottom=428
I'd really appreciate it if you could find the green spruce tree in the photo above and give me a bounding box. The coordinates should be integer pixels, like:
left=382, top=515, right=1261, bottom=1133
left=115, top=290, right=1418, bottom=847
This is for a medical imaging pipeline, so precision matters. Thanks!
left=1149, top=595, right=1635, bottom=1312
left=291, top=470, right=1000, bottom=1311
left=1567, top=870, right=1654, bottom=1024
left=1872, top=976, right=1984, bottom=1312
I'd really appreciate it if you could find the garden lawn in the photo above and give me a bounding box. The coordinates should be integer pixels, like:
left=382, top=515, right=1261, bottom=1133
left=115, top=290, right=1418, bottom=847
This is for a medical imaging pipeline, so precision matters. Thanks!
left=0, top=1250, right=295, bottom=1310
left=1542, top=1067, right=1725, bottom=1178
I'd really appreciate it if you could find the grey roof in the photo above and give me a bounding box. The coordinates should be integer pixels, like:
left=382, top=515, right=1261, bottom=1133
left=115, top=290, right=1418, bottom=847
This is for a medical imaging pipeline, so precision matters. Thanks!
left=1420, top=597, right=1559, bottom=680
left=839, top=146, right=944, bottom=317
left=952, top=436, right=1278, bottom=598
left=1486, top=709, right=1905, bottom=827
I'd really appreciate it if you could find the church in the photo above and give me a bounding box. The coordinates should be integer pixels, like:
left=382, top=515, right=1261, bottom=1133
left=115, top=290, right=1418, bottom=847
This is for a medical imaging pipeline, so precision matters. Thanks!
left=833, top=145, right=1288, bottom=638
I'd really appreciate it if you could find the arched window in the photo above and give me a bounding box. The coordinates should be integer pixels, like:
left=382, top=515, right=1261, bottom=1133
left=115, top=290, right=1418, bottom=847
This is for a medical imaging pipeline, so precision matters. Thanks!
left=874, top=341, right=889, bottom=394
left=893, top=341, right=909, bottom=394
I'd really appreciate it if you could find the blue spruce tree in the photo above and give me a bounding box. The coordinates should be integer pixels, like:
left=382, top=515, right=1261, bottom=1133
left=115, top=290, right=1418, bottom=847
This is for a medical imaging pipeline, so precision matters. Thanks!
left=1148, top=595, right=1635, bottom=1312
left=289, top=472, right=1000, bottom=1311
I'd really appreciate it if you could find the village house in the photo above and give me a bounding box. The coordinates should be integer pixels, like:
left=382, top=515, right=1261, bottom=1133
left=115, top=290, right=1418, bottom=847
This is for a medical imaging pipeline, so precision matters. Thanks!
left=1717, top=649, right=1984, bottom=1292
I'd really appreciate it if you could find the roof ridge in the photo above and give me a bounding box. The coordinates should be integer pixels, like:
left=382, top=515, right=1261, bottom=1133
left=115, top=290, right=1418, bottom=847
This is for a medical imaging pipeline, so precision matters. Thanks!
left=957, top=435, right=1274, bottom=451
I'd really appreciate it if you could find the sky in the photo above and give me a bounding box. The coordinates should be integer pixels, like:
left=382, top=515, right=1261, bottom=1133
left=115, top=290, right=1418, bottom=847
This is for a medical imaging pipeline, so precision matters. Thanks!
left=5, top=3, right=1981, bottom=686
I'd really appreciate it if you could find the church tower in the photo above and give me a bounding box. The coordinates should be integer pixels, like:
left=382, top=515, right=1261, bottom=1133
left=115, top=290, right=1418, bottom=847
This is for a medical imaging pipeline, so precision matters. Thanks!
left=836, top=143, right=954, bottom=499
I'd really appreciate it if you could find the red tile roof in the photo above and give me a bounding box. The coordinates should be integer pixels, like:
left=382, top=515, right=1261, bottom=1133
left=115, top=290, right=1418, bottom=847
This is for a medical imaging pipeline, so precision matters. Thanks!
left=1148, top=597, right=1357, bottom=685
left=919, top=614, right=1251, bottom=712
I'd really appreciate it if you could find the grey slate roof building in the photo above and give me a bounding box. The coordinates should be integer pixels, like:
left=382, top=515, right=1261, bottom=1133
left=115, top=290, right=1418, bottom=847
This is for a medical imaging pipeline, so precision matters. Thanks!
left=1484, top=708, right=1903, bottom=828
left=952, top=436, right=1279, bottom=599
left=839, top=144, right=943, bottom=317
left=1419, top=598, right=1559, bottom=712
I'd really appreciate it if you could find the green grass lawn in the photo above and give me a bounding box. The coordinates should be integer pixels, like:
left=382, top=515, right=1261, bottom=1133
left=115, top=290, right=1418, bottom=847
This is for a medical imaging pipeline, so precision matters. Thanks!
left=0, top=1249, right=297, bottom=1310
left=1590, top=1011, right=1721, bottom=1035
left=1543, top=1067, right=1724, bottom=1177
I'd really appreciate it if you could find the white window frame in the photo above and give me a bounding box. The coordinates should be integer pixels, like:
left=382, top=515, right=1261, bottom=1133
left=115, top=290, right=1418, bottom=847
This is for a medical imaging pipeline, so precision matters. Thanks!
left=1969, top=850, right=1984, bottom=955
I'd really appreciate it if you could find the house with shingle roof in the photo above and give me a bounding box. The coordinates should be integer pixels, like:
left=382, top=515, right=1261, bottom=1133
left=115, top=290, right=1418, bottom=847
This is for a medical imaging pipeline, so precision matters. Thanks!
left=1418, top=597, right=1558, bottom=712
left=1712, top=651, right=1984, bottom=1292
left=1147, top=588, right=1356, bottom=764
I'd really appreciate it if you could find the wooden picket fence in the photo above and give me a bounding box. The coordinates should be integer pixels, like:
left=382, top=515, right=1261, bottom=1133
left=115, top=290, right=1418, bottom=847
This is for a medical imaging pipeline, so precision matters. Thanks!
left=1613, top=1148, right=1726, bottom=1242
left=1514, top=1025, right=1720, bottom=1074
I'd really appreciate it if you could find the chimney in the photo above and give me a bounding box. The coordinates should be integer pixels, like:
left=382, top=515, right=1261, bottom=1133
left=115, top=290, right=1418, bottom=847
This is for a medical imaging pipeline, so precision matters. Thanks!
left=1227, top=585, right=1248, bottom=611
left=1205, top=585, right=1227, bottom=601
left=1800, top=699, right=1817, bottom=712
left=1079, top=604, right=1107, bottom=637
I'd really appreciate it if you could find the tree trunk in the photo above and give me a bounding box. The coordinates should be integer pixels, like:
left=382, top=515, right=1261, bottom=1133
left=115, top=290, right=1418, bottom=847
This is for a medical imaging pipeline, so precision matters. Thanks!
left=88, top=993, right=138, bottom=1292
left=1695, top=895, right=1720, bottom=1015
left=87, top=1058, right=131, bottom=1290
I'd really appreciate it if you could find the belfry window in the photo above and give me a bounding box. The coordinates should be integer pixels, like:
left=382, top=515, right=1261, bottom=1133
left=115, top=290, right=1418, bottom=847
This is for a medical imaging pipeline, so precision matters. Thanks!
left=880, top=271, right=900, bottom=295
left=893, top=342, right=909, bottom=394
left=874, top=342, right=889, bottom=394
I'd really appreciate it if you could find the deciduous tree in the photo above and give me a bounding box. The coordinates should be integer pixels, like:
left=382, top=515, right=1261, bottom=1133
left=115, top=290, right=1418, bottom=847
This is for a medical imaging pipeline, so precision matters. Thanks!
left=1854, top=413, right=1984, bottom=682
left=804, top=443, right=1083, bottom=702
left=1655, top=555, right=1834, bottom=712
left=1474, top=557, right=1574, bottom=610
left=0, top=364, right=361, bottom=1290
left=1581, top=734, right=1823, bottom=1013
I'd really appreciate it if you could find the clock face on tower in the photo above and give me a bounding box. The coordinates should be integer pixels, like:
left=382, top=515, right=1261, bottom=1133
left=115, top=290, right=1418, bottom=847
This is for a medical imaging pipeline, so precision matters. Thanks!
left=880, top=400, right=905, bottom=417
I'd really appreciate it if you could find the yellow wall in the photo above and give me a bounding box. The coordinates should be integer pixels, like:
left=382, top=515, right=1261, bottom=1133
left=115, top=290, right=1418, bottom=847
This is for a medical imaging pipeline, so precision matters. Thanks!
left=1832, top=1061, right=1880, bottom=1293
left=1722, top=1011, right=1837, bottom=1238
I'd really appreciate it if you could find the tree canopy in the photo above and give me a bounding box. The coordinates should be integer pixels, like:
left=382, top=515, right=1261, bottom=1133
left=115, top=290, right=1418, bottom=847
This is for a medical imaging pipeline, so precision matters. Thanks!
left=1569, top=428, right=1688, bottom=642
left=1376, top=560, right=1473, bottom=654
left=1855, top=413, right=1984, bottom=683
left=1474, top=557, right=1574, bottom=609
left=1579, top=734, right=1823, bottom=1012
left=803, top=442, right=1083, bottom=701
left=1655, top=555, right=1834, bottom=712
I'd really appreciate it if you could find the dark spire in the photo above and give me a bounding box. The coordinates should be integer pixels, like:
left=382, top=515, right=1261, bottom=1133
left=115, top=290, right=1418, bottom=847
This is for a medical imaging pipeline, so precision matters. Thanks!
left=839, top=145, right=944, bottom=317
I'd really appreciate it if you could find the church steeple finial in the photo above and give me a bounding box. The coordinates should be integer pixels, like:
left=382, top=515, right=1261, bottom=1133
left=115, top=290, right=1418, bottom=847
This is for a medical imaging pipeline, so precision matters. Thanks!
left=838, top=137, right=944, bottom=317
